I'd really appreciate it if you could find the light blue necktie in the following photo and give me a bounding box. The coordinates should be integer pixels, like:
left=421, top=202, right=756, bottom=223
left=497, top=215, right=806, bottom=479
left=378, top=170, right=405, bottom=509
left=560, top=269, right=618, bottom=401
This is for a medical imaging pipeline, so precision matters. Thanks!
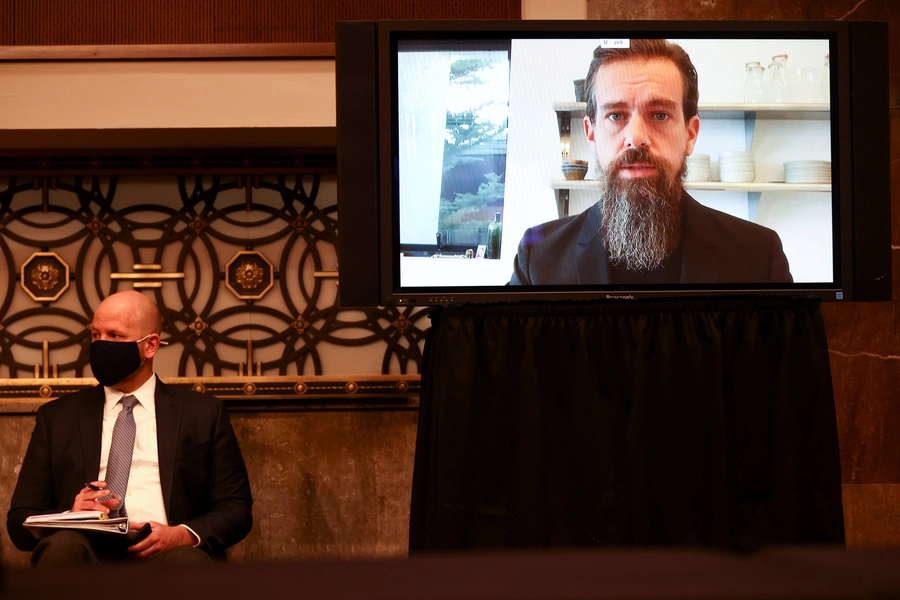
left=104, top=395, right=138, bottom=519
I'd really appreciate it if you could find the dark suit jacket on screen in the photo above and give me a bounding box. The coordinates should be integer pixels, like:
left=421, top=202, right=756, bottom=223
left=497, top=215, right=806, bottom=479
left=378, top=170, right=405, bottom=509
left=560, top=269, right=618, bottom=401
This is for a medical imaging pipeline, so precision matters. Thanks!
left=510, top=193, right=793, bottom=285
left=7, top=377, right=253, bottom=558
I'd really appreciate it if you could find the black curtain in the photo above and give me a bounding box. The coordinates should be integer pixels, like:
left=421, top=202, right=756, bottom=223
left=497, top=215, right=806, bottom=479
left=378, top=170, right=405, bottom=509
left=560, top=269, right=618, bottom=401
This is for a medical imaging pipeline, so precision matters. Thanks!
left=409, top=297, right=844, bottom=552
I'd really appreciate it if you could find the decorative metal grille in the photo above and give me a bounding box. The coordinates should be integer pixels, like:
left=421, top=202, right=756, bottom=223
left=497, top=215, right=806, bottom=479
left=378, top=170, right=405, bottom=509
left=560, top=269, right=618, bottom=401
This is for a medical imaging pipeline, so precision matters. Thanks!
left=0, top=171, right=432, bottom=384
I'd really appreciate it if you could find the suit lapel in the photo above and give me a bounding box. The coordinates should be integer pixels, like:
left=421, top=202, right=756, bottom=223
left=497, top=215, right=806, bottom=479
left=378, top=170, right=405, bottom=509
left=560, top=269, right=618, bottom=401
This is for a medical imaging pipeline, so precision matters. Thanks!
left=154, top=377, right=182, bottom=514
left=574, top=204, right=612, bottom=284
left=79, top=386, right=105, bottom=482
left=680, top=193, right=722, bottom=283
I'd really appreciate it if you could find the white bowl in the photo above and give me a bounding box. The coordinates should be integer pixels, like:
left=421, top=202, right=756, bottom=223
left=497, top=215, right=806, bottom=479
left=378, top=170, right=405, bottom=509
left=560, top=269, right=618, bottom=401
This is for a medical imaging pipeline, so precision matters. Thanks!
left=685, top=173, right=710, bottom=182
left=721, top=172, right=756, bottom=183
left=720, top=151, right=754, bottom=159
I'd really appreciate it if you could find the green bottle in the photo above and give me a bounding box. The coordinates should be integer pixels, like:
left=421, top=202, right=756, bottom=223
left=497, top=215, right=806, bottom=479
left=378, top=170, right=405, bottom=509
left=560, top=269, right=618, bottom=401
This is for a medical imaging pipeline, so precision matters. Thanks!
left=486, top=212, right=502, bottom=259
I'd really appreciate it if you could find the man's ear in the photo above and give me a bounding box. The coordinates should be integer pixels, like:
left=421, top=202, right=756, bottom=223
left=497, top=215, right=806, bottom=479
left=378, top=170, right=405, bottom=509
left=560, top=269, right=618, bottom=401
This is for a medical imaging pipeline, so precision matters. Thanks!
left=584, top=115, right=596, bottom=142
left=142, top=334, right=162, bottom=360
left=684, top=114, right=700, bottom=155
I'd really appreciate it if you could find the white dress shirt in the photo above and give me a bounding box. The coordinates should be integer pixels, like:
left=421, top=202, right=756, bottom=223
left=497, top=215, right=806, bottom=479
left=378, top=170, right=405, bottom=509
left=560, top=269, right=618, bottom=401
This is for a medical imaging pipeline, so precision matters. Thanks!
left=99, top=375, right=200, bottom=545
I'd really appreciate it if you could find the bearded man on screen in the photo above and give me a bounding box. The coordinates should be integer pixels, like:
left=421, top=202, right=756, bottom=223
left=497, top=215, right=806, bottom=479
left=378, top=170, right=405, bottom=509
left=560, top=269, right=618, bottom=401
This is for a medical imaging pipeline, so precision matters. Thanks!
left=509, top=38, right=792, bottom=286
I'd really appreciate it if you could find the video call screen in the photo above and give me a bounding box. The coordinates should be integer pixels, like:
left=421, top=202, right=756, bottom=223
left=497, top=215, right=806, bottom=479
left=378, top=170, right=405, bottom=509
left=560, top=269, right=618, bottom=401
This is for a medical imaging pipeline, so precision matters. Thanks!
left=391, top=35, right=837, bottom=292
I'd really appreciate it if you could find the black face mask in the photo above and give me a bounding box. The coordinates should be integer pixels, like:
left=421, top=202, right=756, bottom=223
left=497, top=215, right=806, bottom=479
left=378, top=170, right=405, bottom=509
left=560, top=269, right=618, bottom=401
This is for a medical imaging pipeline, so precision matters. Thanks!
left=89, top=335, right=149, bottom=387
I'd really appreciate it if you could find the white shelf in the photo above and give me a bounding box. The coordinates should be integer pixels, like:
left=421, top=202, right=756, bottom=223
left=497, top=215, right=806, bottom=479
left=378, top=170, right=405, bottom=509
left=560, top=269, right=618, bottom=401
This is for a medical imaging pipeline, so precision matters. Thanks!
left=552, top=101, right=832, bottom=218
left=685, top=181, right=831, bottom=192
left=551, top=180, right=832, bottom=193
left=553, top=101, right=830, bottom=120
left=699, top=102, right=830, bottom=112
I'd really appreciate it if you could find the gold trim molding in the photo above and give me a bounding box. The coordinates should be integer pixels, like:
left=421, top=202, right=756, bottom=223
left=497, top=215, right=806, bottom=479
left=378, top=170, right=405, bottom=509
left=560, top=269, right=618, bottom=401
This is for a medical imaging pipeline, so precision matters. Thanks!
left=0, top=375, right=421, bottom=414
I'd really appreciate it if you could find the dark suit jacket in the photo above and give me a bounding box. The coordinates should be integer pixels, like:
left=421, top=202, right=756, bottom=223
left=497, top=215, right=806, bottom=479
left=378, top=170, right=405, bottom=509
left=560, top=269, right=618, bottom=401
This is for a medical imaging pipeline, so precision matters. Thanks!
left=7, top=377, right=253, bottom=558
left=510, top=194, right=792, bottom=285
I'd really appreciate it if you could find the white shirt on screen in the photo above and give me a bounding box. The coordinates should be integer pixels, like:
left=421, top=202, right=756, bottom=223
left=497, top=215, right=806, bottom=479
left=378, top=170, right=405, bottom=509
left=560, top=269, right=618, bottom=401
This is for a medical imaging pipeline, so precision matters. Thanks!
left=98, top=375, right=200, bottom=545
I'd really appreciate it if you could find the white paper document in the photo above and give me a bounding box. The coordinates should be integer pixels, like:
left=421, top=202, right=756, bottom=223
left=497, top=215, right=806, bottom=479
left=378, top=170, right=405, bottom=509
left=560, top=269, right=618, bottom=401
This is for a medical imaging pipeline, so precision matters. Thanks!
left=24, top=511, right=129, bottom=537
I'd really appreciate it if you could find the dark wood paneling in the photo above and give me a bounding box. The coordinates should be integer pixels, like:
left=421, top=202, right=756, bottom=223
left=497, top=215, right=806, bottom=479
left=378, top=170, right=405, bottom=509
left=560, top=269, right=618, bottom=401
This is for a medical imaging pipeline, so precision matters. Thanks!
left=0, top=0, right=520, bottom=46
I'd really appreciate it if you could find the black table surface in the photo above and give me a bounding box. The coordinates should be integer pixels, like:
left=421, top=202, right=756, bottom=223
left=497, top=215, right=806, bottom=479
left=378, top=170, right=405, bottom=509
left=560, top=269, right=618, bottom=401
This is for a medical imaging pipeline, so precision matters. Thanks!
left=4, top=545, right=900, bottom=599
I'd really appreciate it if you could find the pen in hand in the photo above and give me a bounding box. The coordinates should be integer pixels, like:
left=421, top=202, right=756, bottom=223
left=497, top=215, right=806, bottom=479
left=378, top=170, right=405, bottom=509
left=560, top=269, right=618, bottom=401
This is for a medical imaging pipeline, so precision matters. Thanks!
left=73, top=482, right=119, bottom=514
left=83, top=482, right=121, bottom=503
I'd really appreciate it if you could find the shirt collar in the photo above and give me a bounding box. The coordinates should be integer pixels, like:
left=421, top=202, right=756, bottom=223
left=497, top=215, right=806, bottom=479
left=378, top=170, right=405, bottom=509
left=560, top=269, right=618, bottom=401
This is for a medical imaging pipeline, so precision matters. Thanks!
left=103, top=374, right=157, bottom=414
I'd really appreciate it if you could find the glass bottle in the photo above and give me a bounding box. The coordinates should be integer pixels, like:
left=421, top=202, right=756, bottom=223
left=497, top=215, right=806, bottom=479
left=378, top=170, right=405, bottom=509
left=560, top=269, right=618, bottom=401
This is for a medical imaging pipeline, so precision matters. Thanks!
left=797, top=67, right=818, bottom=103
left=743, top=64, right=766, bottom=103
left=820, top=54, right=830, bottom=104
left=766, top=54, right=792, bottom=103
left=485, top=213, right=502, bottom=259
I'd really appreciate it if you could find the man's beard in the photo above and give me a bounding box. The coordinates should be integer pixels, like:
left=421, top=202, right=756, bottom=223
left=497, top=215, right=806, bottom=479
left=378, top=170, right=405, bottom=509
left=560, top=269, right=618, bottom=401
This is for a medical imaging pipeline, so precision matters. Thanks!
left=596, top=149, right=686, bottom=272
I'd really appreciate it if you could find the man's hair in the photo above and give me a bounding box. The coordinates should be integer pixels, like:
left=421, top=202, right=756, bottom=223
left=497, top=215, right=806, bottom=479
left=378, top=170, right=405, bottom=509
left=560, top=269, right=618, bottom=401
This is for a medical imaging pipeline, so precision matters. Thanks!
left=584, top=39, right=699, bottom=124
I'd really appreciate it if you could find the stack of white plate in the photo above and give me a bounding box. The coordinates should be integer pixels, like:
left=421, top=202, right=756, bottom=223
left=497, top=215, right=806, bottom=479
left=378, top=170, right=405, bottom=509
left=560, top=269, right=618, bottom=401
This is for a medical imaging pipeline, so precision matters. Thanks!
left=719, top=151, right=756, bottom=183
left=784, top=160, right=831, bottom=184
left=685, top=153, right=710, bottom=182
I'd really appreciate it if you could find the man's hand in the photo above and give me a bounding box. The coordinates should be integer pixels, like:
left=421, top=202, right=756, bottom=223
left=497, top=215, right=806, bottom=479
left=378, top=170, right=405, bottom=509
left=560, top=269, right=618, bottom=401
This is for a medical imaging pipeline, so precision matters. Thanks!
left=127, top=521, right=195, bottom=559
left=71, top=481, right=120, bottom=514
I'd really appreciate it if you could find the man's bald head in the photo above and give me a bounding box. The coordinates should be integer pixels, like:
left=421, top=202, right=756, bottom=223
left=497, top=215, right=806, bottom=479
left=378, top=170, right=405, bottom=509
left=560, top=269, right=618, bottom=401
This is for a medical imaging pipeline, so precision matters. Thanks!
left=93, top=291, right=162, bottom=339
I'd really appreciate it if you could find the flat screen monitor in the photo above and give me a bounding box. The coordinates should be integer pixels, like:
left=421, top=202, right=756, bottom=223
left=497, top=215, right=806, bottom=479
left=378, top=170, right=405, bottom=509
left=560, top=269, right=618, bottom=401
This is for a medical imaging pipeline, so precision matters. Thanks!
left=335, top=20, right=890, bottom=306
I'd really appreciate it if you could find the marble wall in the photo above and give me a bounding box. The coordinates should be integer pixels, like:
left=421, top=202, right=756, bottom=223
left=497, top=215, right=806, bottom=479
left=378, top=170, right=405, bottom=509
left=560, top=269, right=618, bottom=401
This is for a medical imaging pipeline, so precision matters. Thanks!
left=0, top=410, right=420, bottom=568
left=583, top=0, right=900, bottom=548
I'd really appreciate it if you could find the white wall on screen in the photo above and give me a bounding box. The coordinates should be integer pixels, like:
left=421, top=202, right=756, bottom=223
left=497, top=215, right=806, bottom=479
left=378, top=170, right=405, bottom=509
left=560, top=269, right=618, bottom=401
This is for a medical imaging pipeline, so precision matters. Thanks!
left=756, top=192, right=834, bottom=283
left=399, top=36, right=837, bottom=287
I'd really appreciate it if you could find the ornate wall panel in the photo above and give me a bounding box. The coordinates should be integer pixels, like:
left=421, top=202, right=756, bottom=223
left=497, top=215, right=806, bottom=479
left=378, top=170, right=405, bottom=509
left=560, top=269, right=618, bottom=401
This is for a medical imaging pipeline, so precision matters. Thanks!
left=0, top=159, right=432, bottom=404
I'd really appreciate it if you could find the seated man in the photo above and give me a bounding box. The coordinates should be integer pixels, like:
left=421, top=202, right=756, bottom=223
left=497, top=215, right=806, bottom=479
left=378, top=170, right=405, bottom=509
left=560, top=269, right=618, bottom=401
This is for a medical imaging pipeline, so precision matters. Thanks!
left=7, top=291, right=253, bottom=566
left=510, top=38, right=792, bottom=285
